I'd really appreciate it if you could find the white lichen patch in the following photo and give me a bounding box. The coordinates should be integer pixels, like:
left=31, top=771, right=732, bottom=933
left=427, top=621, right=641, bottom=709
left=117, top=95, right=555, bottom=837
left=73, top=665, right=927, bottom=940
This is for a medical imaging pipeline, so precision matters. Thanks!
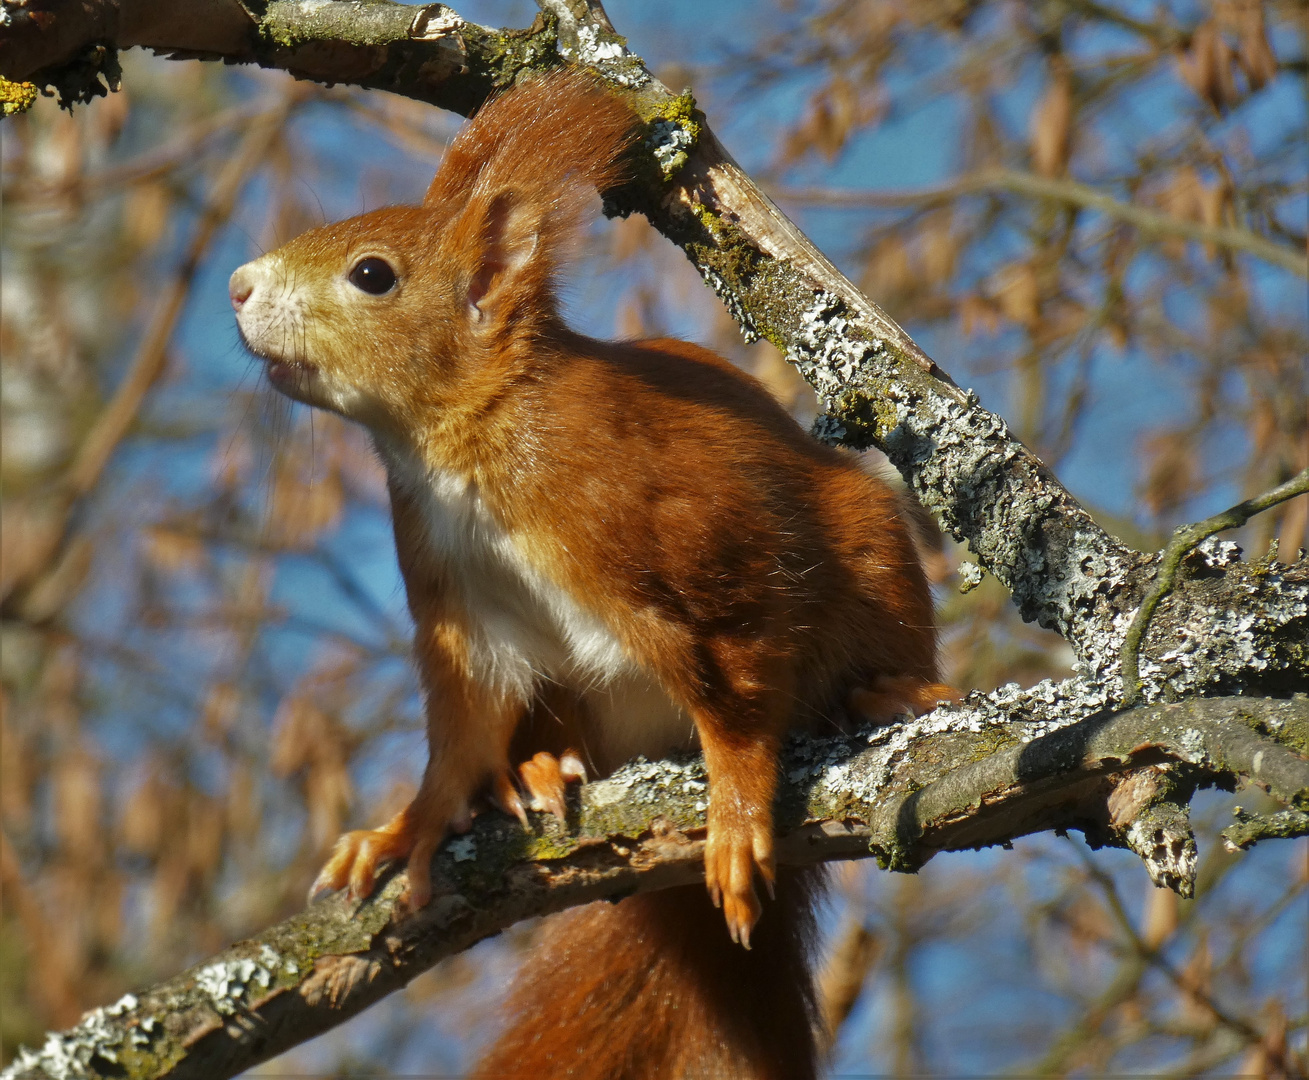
left=957, top=559, right=985, bottom=593
left=586, top=777, right=630, bottom=808
left=193, top=943, right=286, bottom=1015
left=1147, top=563, right=1308, bottom=699
left=3, top=992, right=157, bottom=1080
left=1194, top=536, right=1242, bottom=568
left=647, top=117, right=694, bottom=177
left=810, top=414, right=847, bottom=445
left=563, top=22, right=649, bottom=88
left=575, top=22, right=625, bottom=62
left=697, top=266, right=761, bottom=343
left=588, top=756, right=709, bottom=818
left=785, top=292, right=886, bottom=409
left=448, top=836, right=478, bottom=862
left=787, top=675, right=1115, bottom=815
left=1175, top=727, right=1208, bottom=762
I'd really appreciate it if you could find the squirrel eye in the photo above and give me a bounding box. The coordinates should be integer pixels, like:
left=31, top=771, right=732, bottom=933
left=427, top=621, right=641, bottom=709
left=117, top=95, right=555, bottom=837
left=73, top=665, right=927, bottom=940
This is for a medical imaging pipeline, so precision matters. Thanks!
left=348, top=257, right=397, bottom=295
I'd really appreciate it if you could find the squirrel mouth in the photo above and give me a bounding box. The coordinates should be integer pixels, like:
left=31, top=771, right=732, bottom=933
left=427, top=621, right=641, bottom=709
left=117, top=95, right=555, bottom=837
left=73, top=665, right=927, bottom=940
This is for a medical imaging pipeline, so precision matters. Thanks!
left=266, top=359, right=317, bottom=391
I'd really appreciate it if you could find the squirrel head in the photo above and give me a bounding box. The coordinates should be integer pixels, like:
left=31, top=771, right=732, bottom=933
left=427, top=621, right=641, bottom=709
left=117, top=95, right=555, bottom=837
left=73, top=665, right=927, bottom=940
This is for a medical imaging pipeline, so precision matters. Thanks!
left=230, top=70, right=637, bottom=442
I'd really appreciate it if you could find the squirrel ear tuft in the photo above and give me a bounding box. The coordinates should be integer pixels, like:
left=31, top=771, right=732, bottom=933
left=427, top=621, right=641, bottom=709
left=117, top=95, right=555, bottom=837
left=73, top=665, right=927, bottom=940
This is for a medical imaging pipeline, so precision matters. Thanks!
left=424, top=69, right=637, bottom=334
left=423, top=69, right=636, bottom=214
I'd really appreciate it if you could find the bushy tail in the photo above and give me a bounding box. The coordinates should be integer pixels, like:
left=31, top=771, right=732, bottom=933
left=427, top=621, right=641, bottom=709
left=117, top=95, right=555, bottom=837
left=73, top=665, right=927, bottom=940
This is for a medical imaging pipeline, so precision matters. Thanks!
left=471, top=870, right=824, bottom=1080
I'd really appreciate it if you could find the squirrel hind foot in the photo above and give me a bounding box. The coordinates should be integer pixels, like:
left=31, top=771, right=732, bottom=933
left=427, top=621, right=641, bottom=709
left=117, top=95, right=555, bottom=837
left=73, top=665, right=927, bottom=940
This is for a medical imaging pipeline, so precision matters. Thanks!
left=492, top=749, right=587, bottom=825
left=849, top=675, right=960, bottom=725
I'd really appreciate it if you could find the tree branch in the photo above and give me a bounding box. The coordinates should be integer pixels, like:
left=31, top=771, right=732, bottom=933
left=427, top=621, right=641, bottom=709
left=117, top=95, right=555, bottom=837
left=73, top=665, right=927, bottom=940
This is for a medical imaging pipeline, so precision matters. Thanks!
left=1120, top=469, right=1309, bottom=705
left=5, top=692, right=1305, bottom=1080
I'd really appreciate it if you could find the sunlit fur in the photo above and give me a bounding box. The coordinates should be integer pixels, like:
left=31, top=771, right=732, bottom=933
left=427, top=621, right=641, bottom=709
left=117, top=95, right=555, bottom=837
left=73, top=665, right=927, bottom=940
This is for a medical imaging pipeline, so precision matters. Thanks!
left=232, top=70, right=951, bottom=1080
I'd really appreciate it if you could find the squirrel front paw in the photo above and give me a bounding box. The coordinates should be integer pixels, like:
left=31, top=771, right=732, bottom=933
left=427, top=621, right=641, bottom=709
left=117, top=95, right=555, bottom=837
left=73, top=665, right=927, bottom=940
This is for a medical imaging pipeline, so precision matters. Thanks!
left=310, top=798, right=471, bottom=913
left=703, top=807, right=776, bottom=949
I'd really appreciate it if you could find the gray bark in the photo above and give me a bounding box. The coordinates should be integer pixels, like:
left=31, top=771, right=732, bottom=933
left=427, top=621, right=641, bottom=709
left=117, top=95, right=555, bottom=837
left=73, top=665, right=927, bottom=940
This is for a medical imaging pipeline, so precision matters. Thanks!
left=6, top=694, right=1307, bottom=1080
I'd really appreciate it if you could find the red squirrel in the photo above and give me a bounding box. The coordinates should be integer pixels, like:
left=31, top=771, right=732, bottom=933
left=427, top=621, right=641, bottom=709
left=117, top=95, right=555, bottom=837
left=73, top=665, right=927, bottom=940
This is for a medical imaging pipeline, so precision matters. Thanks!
left=230, top=70, right=950, bottom=1079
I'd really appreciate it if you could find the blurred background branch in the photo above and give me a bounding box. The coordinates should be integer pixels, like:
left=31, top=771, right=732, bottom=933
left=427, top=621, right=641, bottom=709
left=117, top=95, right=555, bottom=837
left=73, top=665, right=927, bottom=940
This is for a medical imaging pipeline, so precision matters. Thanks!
left=2, top=90, right=300, bottom=626
left=776, top=166, right=1309, bottom=277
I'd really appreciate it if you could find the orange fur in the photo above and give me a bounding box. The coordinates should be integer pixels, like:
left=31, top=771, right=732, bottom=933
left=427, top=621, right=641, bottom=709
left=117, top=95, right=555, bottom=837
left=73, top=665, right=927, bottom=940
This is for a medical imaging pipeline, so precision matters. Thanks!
left=473, top=872, right=824, bottom=1080
left=230, top=69, right=946, bottom=1079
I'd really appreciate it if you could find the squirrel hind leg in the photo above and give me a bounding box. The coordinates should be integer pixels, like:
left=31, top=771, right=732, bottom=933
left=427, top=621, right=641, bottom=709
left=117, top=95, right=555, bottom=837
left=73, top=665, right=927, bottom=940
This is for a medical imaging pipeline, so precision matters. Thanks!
left=849, top=674, right=960, bottom=725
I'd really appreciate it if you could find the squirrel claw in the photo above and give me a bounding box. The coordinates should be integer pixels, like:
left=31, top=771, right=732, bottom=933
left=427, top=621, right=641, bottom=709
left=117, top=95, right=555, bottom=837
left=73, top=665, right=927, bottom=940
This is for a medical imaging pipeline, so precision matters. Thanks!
left=314, top=822, right=395, bottom=900
left=310, top=802, right=452, bottom=913
left=519, top=751, right=574, bottom=820
left=558, top=750, right=588, bottom=785
left=491, top=771, right=530, bottom=827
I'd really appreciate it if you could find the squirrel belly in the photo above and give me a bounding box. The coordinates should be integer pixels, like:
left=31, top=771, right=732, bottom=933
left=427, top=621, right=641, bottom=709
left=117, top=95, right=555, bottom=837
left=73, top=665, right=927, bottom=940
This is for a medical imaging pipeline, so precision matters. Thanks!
left=230, top=69, right=951, bottom=1080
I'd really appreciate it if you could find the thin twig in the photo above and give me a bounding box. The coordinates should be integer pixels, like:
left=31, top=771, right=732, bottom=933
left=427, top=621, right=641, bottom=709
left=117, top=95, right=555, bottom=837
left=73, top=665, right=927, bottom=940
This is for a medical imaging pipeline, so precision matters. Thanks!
left=774, top=167, right=1309, bottom=277
left=1062, top=0, right=1187, bottom=49
left=1120, top=468, right=1309, bottom=705
left=1077, top=848, right=1289, bottom=1072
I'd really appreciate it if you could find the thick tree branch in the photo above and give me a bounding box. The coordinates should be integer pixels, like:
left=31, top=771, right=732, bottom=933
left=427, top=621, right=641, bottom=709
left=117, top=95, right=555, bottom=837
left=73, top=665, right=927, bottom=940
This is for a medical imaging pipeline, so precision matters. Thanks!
left=5, top=692, right=1305, bottom=1080
left=0, top=0, right=547, bottom=116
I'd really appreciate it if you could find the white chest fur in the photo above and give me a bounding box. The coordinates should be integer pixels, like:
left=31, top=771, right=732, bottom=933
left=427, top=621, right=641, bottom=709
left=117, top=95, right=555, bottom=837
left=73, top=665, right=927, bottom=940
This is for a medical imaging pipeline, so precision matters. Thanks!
left=377, top=442, right=694, bottom=770
left=379, top=442, right=638, bottom=701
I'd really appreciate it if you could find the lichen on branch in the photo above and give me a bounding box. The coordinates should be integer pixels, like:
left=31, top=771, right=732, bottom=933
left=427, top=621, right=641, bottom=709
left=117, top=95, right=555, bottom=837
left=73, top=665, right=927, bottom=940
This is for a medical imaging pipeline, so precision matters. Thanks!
left=5, top=690, right=1305, bottom=1080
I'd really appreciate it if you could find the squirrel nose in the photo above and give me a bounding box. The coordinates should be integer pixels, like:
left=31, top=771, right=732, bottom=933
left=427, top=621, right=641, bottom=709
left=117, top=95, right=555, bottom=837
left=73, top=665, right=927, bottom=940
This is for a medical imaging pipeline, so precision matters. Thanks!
left=229, top=268, right=254, bottom=311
